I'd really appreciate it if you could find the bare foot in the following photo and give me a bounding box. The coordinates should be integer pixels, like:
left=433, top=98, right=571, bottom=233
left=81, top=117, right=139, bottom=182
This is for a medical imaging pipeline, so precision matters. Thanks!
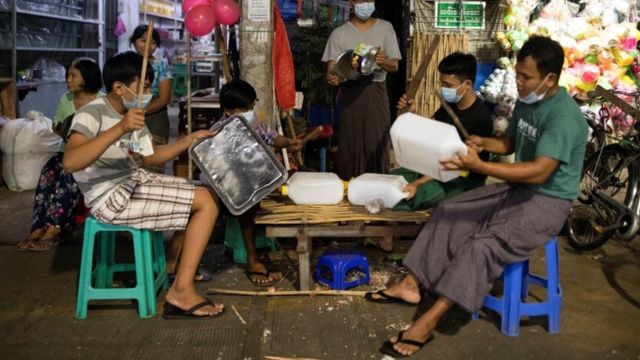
left=371, top=275, right=421, bottom=304
left=165, top=287, right=224, bottom=317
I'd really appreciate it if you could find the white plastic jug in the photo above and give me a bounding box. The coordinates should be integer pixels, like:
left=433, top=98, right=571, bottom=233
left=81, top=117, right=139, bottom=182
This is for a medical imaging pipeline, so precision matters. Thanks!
left=347, top=173, right=408, bottom=209
left=390, top=112, right=468, bottom=182
left=283, top=172, right=344, bottom=205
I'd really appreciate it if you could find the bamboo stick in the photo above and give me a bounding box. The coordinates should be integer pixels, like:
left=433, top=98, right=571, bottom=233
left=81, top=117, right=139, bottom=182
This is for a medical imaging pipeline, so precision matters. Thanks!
left=208, top=288, right=368, bottom=297
left=137, top=22, right=154, bottom=108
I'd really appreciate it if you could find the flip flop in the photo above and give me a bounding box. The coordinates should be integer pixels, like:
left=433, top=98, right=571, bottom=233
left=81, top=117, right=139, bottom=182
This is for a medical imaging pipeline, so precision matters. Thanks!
left=28, top=237, right=59, bottom=252
left=364, top=290, right=418, bottom=305
left=379, top=330, right=434, bottom=358
left=162, top=299, right=225, bottom=319
left=247, top=270, right=274, bottom=287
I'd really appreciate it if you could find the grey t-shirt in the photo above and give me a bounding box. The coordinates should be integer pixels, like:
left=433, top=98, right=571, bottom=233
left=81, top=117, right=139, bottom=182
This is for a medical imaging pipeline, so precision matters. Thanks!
left=322, top=19, right=401, bottom=82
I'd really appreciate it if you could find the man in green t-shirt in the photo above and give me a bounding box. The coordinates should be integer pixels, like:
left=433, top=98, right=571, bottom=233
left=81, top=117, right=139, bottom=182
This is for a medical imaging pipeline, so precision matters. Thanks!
left=371, top=36, right=588, bottom=358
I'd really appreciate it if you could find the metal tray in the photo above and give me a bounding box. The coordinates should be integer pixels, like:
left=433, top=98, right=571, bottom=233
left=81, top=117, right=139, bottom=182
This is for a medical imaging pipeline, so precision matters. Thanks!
left=189, top=115, right=288, bottom=215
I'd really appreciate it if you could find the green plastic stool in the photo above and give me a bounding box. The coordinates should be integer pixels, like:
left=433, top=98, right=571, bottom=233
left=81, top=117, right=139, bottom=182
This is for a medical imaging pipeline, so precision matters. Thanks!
left=224, top=217, right=276, bottom=264
left=75, top=217, right=168, bottom=319
left=172, top=63, right=194, bottom=97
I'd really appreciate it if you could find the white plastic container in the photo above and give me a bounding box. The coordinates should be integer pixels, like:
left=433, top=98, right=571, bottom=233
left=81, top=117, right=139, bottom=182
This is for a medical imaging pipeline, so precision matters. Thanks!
left=390, top=112, right=468, bottom=182
left=347, top=173, right=408, bottom=209
left=283, top=172, right=344, bottom=205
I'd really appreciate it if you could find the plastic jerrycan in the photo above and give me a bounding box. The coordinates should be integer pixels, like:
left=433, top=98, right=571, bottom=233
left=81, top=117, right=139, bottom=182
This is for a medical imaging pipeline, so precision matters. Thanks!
left=282, top=172, right=344, bottom=205
left=390, top=112, right=468, bottom=182
left=347, top=173, right=408, bottom=209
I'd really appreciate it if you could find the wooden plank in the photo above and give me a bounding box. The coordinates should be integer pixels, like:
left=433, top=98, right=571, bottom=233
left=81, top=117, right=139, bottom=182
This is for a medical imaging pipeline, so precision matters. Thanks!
left=297, top=229, right=312, bottom=291
left=265, top=224, right=423, bottom=238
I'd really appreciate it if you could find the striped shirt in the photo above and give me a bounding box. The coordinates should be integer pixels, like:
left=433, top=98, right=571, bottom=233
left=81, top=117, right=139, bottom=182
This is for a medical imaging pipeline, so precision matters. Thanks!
left=69, top=97, right=152, bottom=208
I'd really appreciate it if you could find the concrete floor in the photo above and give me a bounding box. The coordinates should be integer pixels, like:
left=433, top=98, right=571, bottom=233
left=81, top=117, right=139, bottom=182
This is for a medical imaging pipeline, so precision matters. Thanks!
left=0, top=185, right=639, bottom=360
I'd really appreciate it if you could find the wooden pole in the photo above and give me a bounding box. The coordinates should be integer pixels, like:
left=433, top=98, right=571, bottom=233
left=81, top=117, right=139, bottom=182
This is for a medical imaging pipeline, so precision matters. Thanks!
left=285, top=113, right=304, bottom=166
left=207, top=288, right=367, bottom=297
left=215, top=25, right=233, bottom=83
left=435, top=91, right=470, bottom=140
left=136, top=22, right=154, bottom=108
left=186, top=31, right=193, bottom=179
left=399, top=37, right=440, bottom=116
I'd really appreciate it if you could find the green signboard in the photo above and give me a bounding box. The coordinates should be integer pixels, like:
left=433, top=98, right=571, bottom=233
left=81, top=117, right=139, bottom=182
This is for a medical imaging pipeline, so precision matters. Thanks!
left=435, top=1, right=485, bottom=30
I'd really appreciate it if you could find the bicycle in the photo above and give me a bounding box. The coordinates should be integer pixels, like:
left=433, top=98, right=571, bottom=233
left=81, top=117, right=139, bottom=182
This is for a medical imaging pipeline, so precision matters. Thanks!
left=565, top=88, right=640, bottom=251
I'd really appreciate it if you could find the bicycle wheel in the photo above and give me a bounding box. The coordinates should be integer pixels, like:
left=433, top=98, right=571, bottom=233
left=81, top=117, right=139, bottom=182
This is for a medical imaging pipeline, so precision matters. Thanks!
left=566, top=145, right=637, bottom=251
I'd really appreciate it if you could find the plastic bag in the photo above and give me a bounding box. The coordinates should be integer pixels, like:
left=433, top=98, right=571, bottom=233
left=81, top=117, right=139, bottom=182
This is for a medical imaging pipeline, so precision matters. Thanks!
left=31, top=58, right=66, bottom=82
left=0, top=111, right=61, bottom=191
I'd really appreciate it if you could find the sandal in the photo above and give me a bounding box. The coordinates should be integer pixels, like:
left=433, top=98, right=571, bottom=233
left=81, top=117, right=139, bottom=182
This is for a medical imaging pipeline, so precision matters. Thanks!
left=28, top=237, right=59, bottom=252
left=246, top=270, right=275, bottom=287
left=379, top=330, right=434, bottom=358
left=17, top=237, right=39, bottom=252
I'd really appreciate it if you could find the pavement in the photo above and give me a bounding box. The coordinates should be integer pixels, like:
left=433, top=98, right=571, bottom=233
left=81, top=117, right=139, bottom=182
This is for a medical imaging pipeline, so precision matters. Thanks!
left=0, top=185, right=639, bottom=360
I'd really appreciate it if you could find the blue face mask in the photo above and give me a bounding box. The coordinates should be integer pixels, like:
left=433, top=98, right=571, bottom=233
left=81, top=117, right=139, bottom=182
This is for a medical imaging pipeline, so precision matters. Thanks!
left=440, top=83, right=467, bottom=103
left=354, top=2, right=375, bottom=20
left=518, top=74, right=551, bottom=105
left=121, top=84, right=153, bottom=110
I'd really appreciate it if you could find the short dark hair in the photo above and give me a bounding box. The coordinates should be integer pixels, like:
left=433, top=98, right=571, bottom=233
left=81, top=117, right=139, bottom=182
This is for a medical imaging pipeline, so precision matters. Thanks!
left=220, top=80, right=258, bottom=110
left=130, top=25, right=161, bottom=47
left=438, top=52, right=477, bottom=84
left=102, top=51, right=154, bottom=92
left=517, top=35, right=564, bottom=78
left=69, top=57, right=102, bottom=93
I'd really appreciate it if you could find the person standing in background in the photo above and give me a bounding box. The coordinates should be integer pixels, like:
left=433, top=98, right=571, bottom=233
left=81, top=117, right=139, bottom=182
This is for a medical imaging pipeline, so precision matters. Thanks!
left=130, top=25, right=173, bottom=173
left=322, top=0, right=401, bottom=180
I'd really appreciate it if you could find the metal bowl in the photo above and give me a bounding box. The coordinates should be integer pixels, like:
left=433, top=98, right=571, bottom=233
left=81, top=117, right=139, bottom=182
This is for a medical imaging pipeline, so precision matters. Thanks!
left=333, top=50, right=361, bottom=81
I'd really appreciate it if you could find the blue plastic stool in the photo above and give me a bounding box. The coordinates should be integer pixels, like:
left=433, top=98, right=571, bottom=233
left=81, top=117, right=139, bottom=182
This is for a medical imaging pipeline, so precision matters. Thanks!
left=473, top=236, right=561, bottom=336
left=223, top=217, right=276, bottom=264
left=315, top=251, right=370, bottom=290
left=75, top=217, right=169, bottom=319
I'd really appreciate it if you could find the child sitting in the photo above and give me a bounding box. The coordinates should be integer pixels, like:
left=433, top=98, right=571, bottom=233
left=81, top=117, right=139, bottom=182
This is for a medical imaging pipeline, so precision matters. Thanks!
left=219, top=79, right=301, bottom=286
left=63, top=51, right=224, bottom=319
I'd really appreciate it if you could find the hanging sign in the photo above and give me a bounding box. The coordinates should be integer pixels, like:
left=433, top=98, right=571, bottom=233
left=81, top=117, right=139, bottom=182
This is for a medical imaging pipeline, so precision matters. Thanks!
left=435, top=1, right=485, bottom=30
left=248, top=0, right=271, bottom=22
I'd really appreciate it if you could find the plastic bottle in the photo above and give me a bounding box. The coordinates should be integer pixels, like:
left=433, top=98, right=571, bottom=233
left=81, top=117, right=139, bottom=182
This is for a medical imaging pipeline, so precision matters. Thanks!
left=390, top=112, right=468, bottom=182
left=281, top=172, right=344, bottom=205
left=347, top=173, right=408, bottom=209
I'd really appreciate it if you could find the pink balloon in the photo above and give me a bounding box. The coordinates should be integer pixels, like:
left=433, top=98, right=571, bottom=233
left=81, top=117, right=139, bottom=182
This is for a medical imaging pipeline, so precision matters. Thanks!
left=185, top=5, right=216, bottom=36
left=213, top=0, right=240, bottom=25
left=182, top=0, right=209, bottom=14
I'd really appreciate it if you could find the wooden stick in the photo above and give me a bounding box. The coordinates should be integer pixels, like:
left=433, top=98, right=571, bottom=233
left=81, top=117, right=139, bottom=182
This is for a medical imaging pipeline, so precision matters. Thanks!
left=399, top=37, right=440, bottom=115
left=208, top=288, right=367, bottom=297
left=435, top=91, right=470, bottom=140
left=215, top=25, right=233, bottom=83
left=286, top=113, right=304, bottom=166
left=137, top=22, right=154, bottom=108
left=265, top=356, right=320, bottom=360
left=302, top=126, right=323, bottom=144
left=231, top=305, right=247, bottom=325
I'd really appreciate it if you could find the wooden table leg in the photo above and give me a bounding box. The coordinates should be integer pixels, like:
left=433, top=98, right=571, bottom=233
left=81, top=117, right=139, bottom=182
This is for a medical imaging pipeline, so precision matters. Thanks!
left=296, top=228, right=312, bottom=291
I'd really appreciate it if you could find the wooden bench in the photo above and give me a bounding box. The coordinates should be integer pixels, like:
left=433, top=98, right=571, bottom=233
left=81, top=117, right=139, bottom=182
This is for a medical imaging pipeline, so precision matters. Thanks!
left=255, top=197, right=430, bottom=290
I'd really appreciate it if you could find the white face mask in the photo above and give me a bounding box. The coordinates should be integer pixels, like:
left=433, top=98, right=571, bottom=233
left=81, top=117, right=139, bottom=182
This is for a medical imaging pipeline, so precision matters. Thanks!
left=354, top=2, right=375, bottom=20
left=239, top=110, right=255, bottom=124
left=518, top=74, right=551, bottom=105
